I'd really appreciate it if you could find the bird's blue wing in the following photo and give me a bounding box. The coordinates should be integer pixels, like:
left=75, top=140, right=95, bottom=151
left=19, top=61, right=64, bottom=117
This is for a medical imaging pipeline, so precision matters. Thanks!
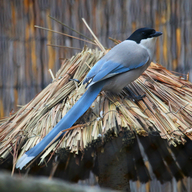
left=107, top=59, right=148, bottom=75
left=84, top=59, right=104, bottom=82
left=84, top=57, right=149, bottom=86
left=92, top=60, right=123, bottom=82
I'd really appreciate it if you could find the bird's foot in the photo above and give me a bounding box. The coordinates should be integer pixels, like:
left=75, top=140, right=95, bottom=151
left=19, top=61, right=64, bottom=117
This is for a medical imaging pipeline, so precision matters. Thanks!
left=69, top=78, right=80, bottom=83
left=123, top=87, right=146, bottom=101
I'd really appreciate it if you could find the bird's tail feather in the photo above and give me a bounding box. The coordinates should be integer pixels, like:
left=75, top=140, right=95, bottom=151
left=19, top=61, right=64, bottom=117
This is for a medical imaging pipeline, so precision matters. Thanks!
left=16, top=81, right=105, bottom=169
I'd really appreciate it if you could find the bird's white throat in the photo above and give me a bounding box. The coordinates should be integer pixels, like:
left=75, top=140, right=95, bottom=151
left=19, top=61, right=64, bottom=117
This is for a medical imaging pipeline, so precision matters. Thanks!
left=140, top=37, right=157, bottom=59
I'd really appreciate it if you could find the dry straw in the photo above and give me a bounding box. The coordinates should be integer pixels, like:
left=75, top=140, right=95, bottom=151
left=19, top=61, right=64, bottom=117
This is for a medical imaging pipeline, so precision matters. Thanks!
left=1, top=18, right=192, bottom=172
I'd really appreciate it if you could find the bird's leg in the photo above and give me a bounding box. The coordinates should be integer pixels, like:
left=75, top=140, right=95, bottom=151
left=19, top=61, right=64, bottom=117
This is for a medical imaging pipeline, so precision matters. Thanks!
left=123, top=87, right=146, bottom=101
left=69, top=78, right=80, bottom=89
left=69, top=78, right=80, bottom=83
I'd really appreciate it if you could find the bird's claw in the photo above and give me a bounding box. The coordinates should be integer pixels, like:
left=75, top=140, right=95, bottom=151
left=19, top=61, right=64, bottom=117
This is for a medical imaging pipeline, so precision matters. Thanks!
left=123, top=87, right=146, bottom=101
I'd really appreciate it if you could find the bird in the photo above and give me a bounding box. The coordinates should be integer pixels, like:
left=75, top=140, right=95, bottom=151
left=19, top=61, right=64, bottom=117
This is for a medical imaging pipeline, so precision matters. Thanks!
left=16, top=28, right=162, bottom=169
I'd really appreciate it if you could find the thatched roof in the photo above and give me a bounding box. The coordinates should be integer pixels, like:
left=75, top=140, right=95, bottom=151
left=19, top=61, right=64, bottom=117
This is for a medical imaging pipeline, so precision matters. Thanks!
left=1, top=21, right=192, bottom=188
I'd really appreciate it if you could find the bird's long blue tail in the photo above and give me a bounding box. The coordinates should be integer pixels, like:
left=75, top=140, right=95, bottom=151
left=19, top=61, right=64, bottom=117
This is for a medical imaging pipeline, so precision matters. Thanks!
left=16, top=81, right=105, bottom=169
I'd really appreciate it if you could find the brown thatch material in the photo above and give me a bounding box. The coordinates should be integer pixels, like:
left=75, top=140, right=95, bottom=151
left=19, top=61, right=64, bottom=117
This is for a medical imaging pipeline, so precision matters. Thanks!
left=1, top=49, right=192, bottom=158
left=1, top=22, right=192, bottom=189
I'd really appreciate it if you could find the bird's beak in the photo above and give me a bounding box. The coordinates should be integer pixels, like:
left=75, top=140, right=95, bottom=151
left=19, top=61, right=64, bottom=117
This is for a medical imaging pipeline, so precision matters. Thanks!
left=151, top=31, right=163, bottom=37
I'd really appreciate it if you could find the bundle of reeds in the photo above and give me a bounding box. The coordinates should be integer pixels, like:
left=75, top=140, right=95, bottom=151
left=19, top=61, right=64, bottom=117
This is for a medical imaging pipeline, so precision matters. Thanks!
left=1, top=19, right=192, bottom=183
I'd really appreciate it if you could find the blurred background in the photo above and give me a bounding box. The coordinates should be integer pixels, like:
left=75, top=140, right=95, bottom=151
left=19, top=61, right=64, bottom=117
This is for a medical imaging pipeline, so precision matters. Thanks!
left=0, top=0, right=192, bottom=117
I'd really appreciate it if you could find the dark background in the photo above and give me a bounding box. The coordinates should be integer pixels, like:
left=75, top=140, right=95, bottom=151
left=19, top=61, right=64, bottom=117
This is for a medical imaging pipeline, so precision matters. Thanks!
left=1, top=0, right=192, bottom=117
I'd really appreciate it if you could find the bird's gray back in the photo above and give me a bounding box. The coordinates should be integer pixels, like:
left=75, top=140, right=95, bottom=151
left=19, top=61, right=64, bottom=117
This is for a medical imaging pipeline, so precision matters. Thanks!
left=103, top=40, right=149, bottom=67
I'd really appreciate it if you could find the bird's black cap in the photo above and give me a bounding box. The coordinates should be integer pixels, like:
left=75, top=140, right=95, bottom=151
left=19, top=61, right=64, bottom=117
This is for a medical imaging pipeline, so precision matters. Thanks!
left=127, top=28, right=162, bottom=43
